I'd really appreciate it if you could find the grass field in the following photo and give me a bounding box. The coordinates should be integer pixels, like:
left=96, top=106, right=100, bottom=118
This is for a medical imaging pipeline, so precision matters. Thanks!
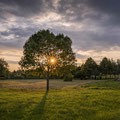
left=0, top=80, right=120, bottom=120
left=0, top=79, right=103, bottom=89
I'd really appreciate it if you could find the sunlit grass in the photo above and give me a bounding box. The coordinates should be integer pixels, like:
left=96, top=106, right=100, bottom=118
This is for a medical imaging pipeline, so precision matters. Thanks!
left=0, top=80, right=120, bottom=120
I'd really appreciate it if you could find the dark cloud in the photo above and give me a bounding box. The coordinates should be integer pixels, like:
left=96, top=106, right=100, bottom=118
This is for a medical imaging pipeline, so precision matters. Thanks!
left=1, top=0, right=120, bottom=25
left=0, top=39, right=25, bottom=50
left=0, top=0, right=44, bottom=17
left=86, top=0, right=120, bottom=17
left=52, top=26, right=120, bottom=52
left=0, top=0, right=120, bottom=68
left=57, top=0, right=120, bottom=26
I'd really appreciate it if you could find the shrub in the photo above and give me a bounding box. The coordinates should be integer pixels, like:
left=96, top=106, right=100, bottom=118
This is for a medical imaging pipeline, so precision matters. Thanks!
left=64, top=74, right=73, bottom=81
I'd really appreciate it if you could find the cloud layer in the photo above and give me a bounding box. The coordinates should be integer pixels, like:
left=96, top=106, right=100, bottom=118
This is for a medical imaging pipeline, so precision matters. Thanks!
left=0, top=0, right=120, bottom=70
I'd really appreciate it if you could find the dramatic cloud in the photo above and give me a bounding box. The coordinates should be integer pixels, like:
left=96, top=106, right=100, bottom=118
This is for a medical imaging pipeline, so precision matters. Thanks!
left=0, top=0, right=120, bottom=71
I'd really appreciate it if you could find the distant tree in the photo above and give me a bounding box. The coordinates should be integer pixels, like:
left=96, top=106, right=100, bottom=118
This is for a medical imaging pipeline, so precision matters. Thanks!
left=82, top=57, right=99, bottom=79
left=99, top=57, right=112, bottom=79
left=19, top=30, right=76, bottom=91
left=72, top=65, right=87, bottom=80
left=72, top=66, right=81, bottom=79
left=80, top=64, right=87, bottom=79
left=0, top=58, right=9, bottom=79
left=110, top=59, right=117, bottom=78
left=116, top=59, right=120, bottom=77
left=73, top=58, right=120, bottom=80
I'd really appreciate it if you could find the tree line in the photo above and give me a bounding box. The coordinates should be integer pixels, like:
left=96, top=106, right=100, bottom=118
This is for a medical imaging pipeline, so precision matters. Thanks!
left=0, top=57, right=120, bottom=80
left=73, top=57, right=120, bottom=80
left=0, top=30, right=120, bottom=81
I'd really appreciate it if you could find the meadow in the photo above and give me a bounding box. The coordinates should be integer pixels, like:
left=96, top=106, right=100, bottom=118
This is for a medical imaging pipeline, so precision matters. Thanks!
left=0, top=80, right=120, bottom=120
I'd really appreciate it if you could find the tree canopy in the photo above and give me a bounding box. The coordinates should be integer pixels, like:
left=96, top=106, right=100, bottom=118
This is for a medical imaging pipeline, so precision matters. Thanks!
left=19, top=29, right=76, bottom=90
left=0, top=58, right=9, bottom=79
left=81, top=57, right=99, bottom=79
left=99, top=57, right=112, bottom=75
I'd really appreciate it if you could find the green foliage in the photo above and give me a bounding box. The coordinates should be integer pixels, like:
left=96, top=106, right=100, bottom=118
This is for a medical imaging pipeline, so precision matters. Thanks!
left=72, top=66, right=82, bottom=79
left=0, top=81, right=120, bottom=120
left=0, top=58, right=9, bottom=79
left=82, top=57, right=99, bottom=79
left=73, top=58, right=99, bottom=79
left=84, top=81, right=120, bottom=90
left=19, top=29, right=76, bottom=79
left=99, top=57, right=112, bottom=75
left=116, top=59, right=120, bottom=75
left=64, top=73, right=73, bottom=81
left=73, top=57, right=120, bottom=80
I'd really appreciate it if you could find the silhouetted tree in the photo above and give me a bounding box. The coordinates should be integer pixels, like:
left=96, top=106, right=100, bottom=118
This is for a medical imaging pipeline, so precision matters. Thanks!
left=73, top=57, right=120, bottom=80
left=82, top=57, right=99, bottom=79
left=99, top=57, right=112, bottom=79
left=116, top=59, right=120, bottom=77
left=72, top=66, right=81, bottom=79
left=110, top=59, right=117, bottom=78
left=0, top=58, right=9, bottom=79
left=19, top=30, right=76, bottom=91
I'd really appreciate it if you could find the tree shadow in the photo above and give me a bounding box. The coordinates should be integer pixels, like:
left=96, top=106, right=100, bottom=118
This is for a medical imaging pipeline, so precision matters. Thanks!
left=27, top=91, right=48, bottom=120
left=0, top=91, right=48, bottom=120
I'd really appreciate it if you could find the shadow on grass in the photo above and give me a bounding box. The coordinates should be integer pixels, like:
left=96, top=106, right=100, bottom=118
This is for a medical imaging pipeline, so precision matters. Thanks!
left=1, top=91, right=48, bottom=120
left=27, top=91, right=48, bottom=120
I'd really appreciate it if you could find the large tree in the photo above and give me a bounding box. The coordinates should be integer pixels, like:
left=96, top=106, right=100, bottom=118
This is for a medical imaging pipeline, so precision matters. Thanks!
left=0, top=58, right=9, bottom=79
left=19, top=30, right=76, bottom=91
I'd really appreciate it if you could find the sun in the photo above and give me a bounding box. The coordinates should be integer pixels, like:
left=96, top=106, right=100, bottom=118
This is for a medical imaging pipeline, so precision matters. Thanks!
left=51, top=59, right=54, bottom=63
left=50, top=58, right=55, bottom=64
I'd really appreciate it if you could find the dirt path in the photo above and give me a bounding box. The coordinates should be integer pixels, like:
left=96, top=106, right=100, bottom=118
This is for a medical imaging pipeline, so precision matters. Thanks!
left=0, top=79, right=106, bottom=89
left=74, top=80, right=106, bottom=87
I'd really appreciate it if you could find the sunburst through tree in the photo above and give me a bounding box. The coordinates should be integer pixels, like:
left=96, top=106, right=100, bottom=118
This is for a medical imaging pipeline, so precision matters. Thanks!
left=19, top=30, right=76, bottom=91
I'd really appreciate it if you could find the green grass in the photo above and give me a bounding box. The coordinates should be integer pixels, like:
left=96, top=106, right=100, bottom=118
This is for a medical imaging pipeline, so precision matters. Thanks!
left=83, top=80, right=120, bottom=89
left=0, top=80, right=120, bottom=120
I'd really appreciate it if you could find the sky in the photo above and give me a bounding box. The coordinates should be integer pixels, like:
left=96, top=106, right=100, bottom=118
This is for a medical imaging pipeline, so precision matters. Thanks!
left=0, top=0, right=120, bottom=71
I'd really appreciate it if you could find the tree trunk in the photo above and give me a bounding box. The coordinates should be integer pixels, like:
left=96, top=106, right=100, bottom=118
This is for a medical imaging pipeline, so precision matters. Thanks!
left=47, top=78, right=49, bottom=91
left=46, top=65, right=50, bottom=92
